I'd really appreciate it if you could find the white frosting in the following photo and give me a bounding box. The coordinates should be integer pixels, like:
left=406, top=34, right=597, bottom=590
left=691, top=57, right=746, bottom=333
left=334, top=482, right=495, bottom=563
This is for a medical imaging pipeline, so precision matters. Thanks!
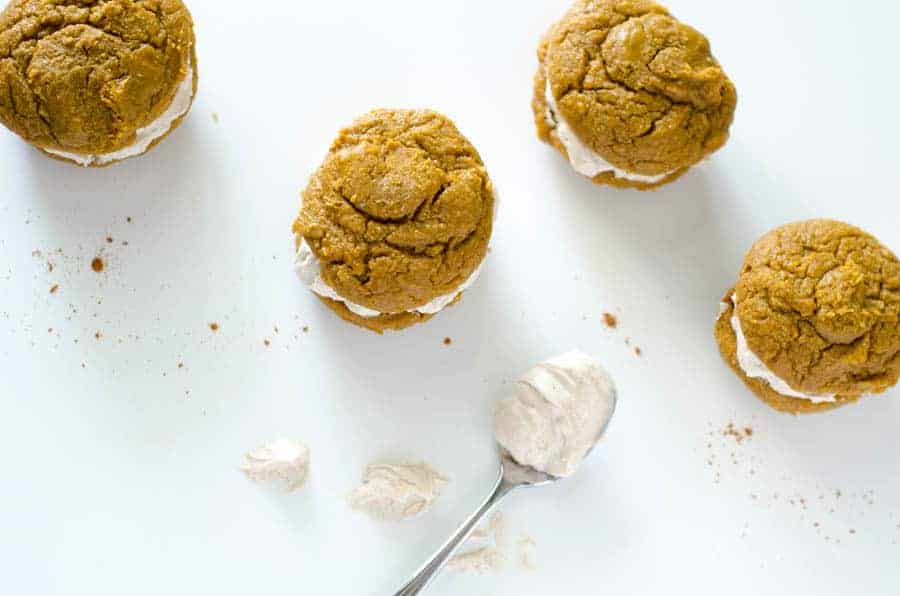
left=728, top=297, right=837, bottom=403
left=348, top=462, right=448, bottom=522
left=239, top=439, right=311, bottom=493
left=46, top=61, right=195, bottom=166
left=544, top=80, right=672, bottom=184
left=294, top=238, right=484, bottom=319
left=494, top=351, right=617, bottom=478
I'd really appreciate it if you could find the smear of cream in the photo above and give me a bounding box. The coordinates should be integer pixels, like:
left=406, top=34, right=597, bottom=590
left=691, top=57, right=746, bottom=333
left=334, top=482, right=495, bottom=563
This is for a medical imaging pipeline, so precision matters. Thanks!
left=448, top=513, right=508, bottom=575
left=239, top=439, right=311, bottom=493
left=348, top=462, right=448, bottom=522
left=519, top=535, right=538, bottom=571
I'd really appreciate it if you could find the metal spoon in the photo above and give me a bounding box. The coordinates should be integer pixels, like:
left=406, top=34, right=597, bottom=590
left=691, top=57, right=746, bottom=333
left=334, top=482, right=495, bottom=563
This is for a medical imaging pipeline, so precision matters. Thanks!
left=391, top=400, right=616, bottom=596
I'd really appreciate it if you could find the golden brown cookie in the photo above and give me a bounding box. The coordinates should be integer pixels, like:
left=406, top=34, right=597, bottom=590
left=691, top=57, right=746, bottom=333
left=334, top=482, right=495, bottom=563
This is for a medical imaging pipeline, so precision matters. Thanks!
left=533, top=0, right=736, bottom=190
left=715, top=220, right=900, bottom=414
left=293, top=109, right=495, bottom=334
left=0, top=0, right=197, bottom=166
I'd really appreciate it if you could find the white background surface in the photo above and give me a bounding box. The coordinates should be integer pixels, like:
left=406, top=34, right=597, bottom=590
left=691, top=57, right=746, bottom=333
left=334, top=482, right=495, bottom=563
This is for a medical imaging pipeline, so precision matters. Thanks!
left=1, top=1, right=899, bottom=594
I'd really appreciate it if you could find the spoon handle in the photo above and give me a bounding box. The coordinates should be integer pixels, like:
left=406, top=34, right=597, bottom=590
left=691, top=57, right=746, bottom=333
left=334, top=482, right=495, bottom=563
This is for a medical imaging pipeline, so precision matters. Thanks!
left=392, top=467, right=516, bottom=596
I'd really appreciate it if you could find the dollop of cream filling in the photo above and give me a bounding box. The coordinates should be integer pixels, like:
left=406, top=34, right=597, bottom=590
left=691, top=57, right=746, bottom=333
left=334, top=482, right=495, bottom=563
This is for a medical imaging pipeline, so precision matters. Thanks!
left=239, top=439, right=311, bottom=493
left=294, top=238, right=484, bottom=319
left=544, top=79, right=673, bottom=184
left=493, top=351, right=617, bottom=478
left=728, top=297, right=837, bottom=403
left=46, top=61, right=195, bottom=167
left=348, top=462, right=448, bottom=522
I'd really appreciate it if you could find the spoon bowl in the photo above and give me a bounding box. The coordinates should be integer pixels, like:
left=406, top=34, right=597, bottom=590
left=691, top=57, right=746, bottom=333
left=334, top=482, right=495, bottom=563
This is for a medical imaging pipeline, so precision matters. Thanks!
left=499, top=382, right=616, bottom=489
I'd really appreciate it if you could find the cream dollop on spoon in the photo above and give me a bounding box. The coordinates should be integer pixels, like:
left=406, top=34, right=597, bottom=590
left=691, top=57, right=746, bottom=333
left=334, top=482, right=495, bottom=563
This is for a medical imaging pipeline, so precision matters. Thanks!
left=392, top=351, right=618, bottom=595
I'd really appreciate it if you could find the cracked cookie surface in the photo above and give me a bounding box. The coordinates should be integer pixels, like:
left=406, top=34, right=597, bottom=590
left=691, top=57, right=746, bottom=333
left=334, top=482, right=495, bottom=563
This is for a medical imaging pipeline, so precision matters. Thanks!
left=0, top=0, right=195, bottom=157
left=293, top=109, right=495, bottom=319
left=533, top=0, right=736, bottom=187
left=716, top=220, right=900, bottom=413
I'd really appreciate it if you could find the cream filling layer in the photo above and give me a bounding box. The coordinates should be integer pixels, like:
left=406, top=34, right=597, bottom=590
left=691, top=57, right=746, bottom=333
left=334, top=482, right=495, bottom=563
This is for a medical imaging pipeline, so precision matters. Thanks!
left=46, top=61, right=195, bottom=167
left=544, top=79, right=673, bottom=184
left=294, top=238, right=483, bottom=319
left=728, top=298, right=837, bottom=404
